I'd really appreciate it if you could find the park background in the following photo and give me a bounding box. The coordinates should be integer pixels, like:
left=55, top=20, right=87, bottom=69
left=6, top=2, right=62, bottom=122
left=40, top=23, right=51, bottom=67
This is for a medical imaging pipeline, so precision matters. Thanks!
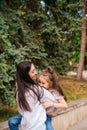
left=0, top=0, right=87, bottom=122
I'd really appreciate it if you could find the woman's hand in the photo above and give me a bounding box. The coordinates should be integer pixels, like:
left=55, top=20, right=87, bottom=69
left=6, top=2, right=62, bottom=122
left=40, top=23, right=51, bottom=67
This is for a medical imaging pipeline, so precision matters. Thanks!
left=42, top=102, right=54, bottom=109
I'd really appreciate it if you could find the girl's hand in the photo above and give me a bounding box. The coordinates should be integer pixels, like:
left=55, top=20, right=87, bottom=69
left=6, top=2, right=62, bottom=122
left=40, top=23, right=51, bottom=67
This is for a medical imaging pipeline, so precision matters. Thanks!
left=42, top=102, right=54, bottom=108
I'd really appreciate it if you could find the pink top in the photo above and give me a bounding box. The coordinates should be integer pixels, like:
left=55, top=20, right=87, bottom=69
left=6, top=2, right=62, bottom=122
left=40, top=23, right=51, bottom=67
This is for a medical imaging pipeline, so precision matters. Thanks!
left=43, top=88, right=64, bottom=114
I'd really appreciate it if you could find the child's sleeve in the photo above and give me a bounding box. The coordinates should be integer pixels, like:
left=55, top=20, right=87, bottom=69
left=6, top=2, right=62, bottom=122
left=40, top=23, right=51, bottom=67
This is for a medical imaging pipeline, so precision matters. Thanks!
left=40, top=87, right=58, bottom=103
left=50, top=90, right=64, bottom=100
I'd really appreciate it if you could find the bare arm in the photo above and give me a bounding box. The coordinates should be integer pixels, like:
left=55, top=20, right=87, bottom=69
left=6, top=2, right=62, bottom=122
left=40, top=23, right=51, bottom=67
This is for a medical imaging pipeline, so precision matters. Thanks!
left=42, top=99, right=68, bottom=109
left=53, top=99, right=67, bottom=108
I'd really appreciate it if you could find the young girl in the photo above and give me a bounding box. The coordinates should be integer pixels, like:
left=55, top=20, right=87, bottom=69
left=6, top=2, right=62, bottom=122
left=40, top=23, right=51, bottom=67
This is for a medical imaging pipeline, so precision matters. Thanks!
left=38, top=67, right=67, bottom=130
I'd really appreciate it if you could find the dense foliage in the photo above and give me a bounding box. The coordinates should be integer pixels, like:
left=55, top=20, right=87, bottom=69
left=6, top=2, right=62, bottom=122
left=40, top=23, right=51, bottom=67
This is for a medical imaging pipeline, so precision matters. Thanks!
left=0, top=0, right=82, bottom=105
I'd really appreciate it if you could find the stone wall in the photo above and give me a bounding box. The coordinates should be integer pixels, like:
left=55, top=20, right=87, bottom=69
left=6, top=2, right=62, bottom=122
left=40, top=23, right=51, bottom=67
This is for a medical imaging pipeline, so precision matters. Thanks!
left=52, top=98, right=87, bottom=130
left=0, top=98, right=87, bottom=130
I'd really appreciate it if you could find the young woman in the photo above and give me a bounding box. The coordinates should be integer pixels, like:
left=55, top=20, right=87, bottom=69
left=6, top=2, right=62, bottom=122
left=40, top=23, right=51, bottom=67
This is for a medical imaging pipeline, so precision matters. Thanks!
left=38, top=67, right=67, bottom=130
left=8, top=61, right=58, bottom=130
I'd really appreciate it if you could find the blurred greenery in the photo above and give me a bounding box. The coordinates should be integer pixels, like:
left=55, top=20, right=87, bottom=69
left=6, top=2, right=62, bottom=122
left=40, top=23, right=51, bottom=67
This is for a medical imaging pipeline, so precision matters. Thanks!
left=0, top=0, right=86, bottom=105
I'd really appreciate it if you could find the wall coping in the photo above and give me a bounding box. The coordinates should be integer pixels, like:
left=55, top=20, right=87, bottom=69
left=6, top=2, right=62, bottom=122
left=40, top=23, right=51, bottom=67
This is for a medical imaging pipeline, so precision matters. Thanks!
left=0, top=98, right=87, bottom=130
left=52, top=98, right=87, bottom=117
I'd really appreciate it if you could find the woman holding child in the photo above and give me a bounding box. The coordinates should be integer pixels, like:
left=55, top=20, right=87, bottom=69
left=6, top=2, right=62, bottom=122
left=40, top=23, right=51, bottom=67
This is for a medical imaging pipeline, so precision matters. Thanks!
left=8, top=61, right=67, bottom=130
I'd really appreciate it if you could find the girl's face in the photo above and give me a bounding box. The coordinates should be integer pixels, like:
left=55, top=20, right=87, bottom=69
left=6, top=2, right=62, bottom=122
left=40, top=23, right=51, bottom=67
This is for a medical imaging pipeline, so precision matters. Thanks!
left=28, top=64, right=37, bottom=81
left=38, top=75, right=50, bottom=89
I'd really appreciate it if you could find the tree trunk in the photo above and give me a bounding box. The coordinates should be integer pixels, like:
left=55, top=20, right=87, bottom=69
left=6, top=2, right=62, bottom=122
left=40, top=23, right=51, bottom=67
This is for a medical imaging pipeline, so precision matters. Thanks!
left=77, top=0, right=87, bottom=80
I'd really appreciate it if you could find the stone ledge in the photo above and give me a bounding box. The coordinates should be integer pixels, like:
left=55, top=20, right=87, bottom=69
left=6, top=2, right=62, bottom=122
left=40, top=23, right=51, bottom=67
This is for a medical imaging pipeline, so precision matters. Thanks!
left=52, top=98, right=87, bottom=130
left=0, top=98, right=87, bottom=130
left=52, top=98, right=87, bottom=117
left=0, top=121, right=9, bottom=130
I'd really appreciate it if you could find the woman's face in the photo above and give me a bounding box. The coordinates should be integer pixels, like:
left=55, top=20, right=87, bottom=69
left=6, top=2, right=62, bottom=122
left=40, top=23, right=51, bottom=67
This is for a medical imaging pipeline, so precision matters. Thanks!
left=28, top=64, right=37, bottom=81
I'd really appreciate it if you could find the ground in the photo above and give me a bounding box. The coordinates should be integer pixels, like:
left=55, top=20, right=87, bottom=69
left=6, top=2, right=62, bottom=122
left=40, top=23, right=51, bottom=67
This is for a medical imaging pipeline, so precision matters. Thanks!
left=60, top=75, right=87, bottom=102
left=0, top=75, right=87, bottom=122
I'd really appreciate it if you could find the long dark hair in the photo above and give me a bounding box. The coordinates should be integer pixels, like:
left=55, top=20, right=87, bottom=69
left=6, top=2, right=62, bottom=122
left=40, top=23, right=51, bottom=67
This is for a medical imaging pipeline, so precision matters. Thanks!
left=39, top=67, right=67, bottom=101
left=16, top=61, right=43, bottom=111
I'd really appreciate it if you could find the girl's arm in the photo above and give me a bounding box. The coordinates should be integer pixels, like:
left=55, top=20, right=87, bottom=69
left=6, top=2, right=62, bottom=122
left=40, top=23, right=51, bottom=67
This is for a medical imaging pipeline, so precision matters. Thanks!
left=53, top=99, right=67, bottom=108
left=42, top=99, right=67, bottom=109
left=39, top=86, right=67, bottom=109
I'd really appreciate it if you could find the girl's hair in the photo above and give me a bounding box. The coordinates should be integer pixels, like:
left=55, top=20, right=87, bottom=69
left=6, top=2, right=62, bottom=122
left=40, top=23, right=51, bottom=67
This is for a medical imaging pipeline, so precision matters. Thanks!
left=39, top=67, right=67, bottom=101
left=16, top=61, right=43, bottom=111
